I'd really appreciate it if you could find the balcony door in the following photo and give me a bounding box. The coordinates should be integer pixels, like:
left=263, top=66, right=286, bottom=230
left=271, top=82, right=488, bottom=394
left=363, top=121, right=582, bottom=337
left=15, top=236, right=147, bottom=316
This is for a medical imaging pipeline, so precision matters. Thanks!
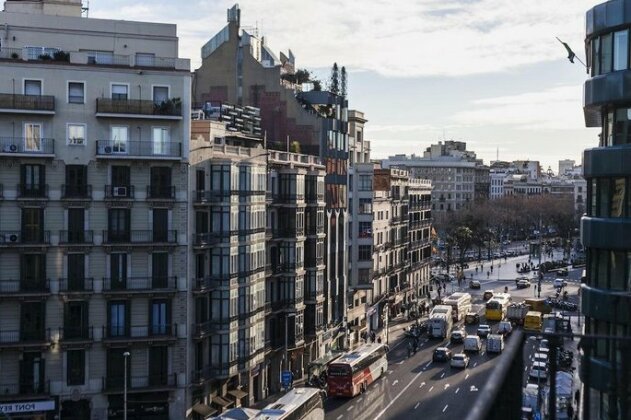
left=150, top=299, right=170, bottom=335
left=21, top=164, right=45, bottom=197
left=68, top=208, right=85, bottom=243
left=108, top=301, right=128, bottom=337
left=21, top=254, right=45, bottom=291
left=64, top=301, right=88, bottom=339
left=152, top=252, right=168, bottom=288
left=108, top=209, right=130, bottom=242
left=152, top=208, right=168, bottom=242
left=150, top=167, right=171, bottom=198
left=67, top=254, right=85, bottom=291
left=20, top=352, right=45, bottom=394
left=20, top=302, right=44, bottom=341
left=107, top=348, right=130, bottom=388
left=21, top=208, right=44, bottom=243
left=152, top=127, right=169, bottom=155
left=110, top=126, right=128, bottom=154
left=110, top=253, right=127, bottom=290
left=24, top=123, right=42, bottom=152
left=149, top=346, right=168, bottom=386
left=65, top=165, right=87, bottom=197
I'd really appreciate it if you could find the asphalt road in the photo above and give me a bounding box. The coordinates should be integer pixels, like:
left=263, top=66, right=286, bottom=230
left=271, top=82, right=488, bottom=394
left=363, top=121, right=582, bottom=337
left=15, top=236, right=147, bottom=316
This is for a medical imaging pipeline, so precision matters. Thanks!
left=324, top=253, right=583, bottom=420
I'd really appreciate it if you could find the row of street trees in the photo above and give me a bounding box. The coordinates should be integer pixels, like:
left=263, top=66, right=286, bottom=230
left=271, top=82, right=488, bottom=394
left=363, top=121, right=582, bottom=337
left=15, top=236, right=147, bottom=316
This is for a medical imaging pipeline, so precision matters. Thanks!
left=435, top=195, right=579, bottom=268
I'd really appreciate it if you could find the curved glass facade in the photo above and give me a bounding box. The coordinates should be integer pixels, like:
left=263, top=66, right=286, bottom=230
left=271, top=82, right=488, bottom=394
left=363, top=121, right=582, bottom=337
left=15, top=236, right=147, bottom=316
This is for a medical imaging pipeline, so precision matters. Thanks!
left=583, top=2, right=631, bottom=418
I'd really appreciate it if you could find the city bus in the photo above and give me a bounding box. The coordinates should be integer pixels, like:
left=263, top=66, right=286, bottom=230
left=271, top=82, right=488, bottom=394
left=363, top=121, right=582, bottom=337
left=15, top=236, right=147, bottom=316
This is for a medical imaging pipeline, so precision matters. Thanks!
left=443, top=292, right=472, bottom=322
left=256, top=387, right=324, bottom=420
left=485, top=293, right=511, bottom=321
left=327, top=343, right=388, bottom=397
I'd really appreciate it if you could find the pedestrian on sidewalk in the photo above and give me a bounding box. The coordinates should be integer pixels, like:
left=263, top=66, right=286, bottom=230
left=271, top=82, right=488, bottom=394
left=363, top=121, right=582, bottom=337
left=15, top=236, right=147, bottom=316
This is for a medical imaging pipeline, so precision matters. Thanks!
left=487, top=271, right=490, bottom=278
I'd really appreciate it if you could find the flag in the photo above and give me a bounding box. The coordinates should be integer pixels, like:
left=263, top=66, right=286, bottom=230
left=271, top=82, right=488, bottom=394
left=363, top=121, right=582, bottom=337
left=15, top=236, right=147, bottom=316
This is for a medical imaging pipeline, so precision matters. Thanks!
left=556, top=37, right=576, bottom=63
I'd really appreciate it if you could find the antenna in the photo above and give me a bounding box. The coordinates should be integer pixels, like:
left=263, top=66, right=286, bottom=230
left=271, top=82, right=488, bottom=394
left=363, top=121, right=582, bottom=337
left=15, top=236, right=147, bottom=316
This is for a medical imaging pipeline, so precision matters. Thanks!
left=81, top=0, right=90, bottom=17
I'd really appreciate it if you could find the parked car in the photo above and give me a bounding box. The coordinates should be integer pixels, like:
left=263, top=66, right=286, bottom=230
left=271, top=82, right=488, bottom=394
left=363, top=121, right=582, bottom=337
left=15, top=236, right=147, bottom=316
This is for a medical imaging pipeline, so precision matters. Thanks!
left=533, top=352, right=548, bottom=365
left=516, top=279, right=531, bottom=289
left=450, top=353, right=470, bottom=369
left=483, top=290, right=494, bottom=300
left=465, top=311, right=480, bottom=325
left=553, top=278, right=568, bottom=288
left=469, top=280, right=481, bottom=289
left=433, top=347, right=452, bottom=362
left=477, top=324, right=492, bottom=338
left=450, top=328, right=466, bottom=344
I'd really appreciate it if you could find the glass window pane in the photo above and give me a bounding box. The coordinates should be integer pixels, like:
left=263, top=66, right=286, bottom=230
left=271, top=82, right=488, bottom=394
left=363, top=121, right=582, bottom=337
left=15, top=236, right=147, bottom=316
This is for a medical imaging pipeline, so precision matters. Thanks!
left=593, top=36, right=601, bottom=75
left=614, top=30, right=628, bottom=71
left=611, top=178, right=626, bottom=217
left=68, top=124, right=85, bottom=146
left=24, top=80, right=42, bottom=96
left=602, top=33, right=613, bottom=73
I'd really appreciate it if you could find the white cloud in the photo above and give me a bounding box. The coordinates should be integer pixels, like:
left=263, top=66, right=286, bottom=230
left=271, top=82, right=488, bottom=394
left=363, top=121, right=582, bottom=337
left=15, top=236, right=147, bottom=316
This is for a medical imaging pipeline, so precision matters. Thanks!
left=89, top=0, right=595, bottom=77
left=451, top=85, right=585, bottom=130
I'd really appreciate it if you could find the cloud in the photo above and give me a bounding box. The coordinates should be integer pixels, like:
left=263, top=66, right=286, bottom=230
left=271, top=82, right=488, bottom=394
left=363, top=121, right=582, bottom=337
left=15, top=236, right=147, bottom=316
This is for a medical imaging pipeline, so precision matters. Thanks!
left=88, top=0, right=595, bottom=77
left=451, top=85, right=585, bottom=130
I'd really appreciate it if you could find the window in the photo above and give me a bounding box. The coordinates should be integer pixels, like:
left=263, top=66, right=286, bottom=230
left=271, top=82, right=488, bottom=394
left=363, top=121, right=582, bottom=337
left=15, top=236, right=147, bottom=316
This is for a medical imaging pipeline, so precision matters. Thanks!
left=24, top=79, right=42, bottom=96
left=614, top=30, right=628, bottom=71
left=110, top=253, right=127, bottom=289
left=67, top=208, right=85, bottom=243
left=85, top=50, right=113, bottom=65
left=24, top=123, right=42, bottom=151
left=108, top=209, right=130, bottom=242
left=64, top=301, right=88, bottom=339
left=150, top=167, right=172, bottom=198
left=149, top=346, right=168, bottom=386
left=111, top=166, right=130, bottom=188
left=358, top=245, right=372, bottom=261
left=21, top=302, right=45, bottom=341
left=601, top=33, right=613, bottom=74
left=152, top=127, right=169, bottom=155
left=21, top=164, right=45, bottom=197
left=67, top=350, right=85, bottom=386
left=611, top=178, right=626, bottom=218
left=111, top=84, right=128, bottom=100
left=153, top=208, right=169, bottom=242
left=151, top=300, right=170, bottom=335
left=110, top=126, right=128, bottom=153
left=21, top=254, right=45, bottom=290
left=67, top=254, right=86, bottom=291
left=359, top=175, right=372, bottom=191
left=26, top=47, right=58, bottom=61
left=65, top=165, right=88, bottom=197
left=67, top=124, right=86, bottom=146
left=21, top=208, right=44, bottom=242
left=153, top=86, right=169, bottom=105
left=108, top=301, right=127, bottom=337
left=152, top=253, right=169, bottom=288
left=68, top=82, right=85, bottom=104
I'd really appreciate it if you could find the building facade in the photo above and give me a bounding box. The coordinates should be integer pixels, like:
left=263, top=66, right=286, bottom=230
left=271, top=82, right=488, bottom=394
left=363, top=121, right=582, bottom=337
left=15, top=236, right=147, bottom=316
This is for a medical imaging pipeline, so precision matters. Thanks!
left=581, top=1, right=631, bottom=417
left=0, top=1, right=191, bottom=418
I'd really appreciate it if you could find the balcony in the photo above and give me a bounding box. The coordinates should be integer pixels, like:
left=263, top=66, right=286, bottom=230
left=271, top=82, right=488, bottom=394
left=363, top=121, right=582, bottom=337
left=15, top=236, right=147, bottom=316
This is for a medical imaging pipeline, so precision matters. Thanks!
left=102, top=373, right=177, bottom=393
left=272, top=263, right=304, bottom=275
left=192, top=362, right=239, bottom=383
left=58, top=326, right=94, bottom=344
left=17, top=184, right=49, bottom=199
left=58, top=277, right=94, bottom=294
left=95, top=98, right=182, bottom=119
left=59, top=230, right=94, bottom=245
left=61, top=184, right=92, bottom=199
left=192, top=190, right=235, bottom=204
left=270, top=193, right=305, bottom=204
left=0, top=138, right=54, bottom=157
left=0, top=380, right=50, bottom=398
left=102, top=276, right=177, bottom=295
left=146, top=185, right=175, bottom=200
left=96, top=140, right=181, bottom=160
left=192, top=318, right=237, bottom=338
left=192, top=231, right=237, bottom=247
left=0, top=231, right=51, bottom=246
left=0, top=93, right=55, bottom=115
left=307, top=225, right=325, bottom=236
left=0, top=279, right=50, bottom=299
left=101, top=324, right=178, bottom=345
left=104, top=185, right=135, bottom=199
left=102, top=230, right=177, bottom=245
left=192, top=274, right=238, bottom=293
left=0, top=329, right=52, bottom=349
left=306, top=193, right=325, bottom=204
left=272, top=227, right=305, bottom=238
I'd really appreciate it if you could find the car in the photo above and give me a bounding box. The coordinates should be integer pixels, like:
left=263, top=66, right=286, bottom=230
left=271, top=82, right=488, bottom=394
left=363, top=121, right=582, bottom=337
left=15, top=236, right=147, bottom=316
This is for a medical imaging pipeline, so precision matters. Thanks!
left=553, top=278, right=568, bottom=288
left=529, top=362, right=548, bottom=380
left=533, top=352, right=548, bottom=365
left=433, top=347, right=452, bottom=362
left=516, top=279, right=531, bottom=289
left=450, top=353, right=470, bottom=369
left=450, top=328, right=466, bottom=344
left=540, top=339, right=550, bottom=349
left=465, top=311, right=480, bottom=325
left=469, top=280, right=481, bottom=289
left=537, top=347, right=550, bottom=356
left=477, top=324, right=491, bottom=338
left=498, top=321, right=513, bottom=336
left=557, top=268, right=569, bottom=277
left=483, top=290, right=494, bottom=300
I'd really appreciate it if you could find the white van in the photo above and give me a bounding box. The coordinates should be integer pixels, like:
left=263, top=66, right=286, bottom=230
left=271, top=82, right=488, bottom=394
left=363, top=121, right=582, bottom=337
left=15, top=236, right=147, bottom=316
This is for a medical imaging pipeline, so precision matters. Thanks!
left=486, top=334, right=504, bottom=354
left=463, top=335, right=482, bottom=352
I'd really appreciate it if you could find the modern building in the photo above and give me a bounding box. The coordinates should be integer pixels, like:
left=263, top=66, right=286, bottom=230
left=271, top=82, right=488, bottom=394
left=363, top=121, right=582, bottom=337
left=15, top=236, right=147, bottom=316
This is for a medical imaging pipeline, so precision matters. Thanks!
left=383, top=141, right=489, bottom=219
left=189, top=107, right=267, bottom=412
left=581, top=1, right=631, bottom=417
left=193, top=4, right=349, bottom=359
left=0, top=1, right=191, bottom=418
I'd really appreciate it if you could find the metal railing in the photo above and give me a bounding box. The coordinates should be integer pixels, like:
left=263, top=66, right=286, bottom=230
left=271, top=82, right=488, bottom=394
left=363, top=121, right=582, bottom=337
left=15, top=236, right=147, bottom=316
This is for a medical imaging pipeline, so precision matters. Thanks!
left=103, top=373, right=177, bottom=391
left=102, top=324, right=178, bottom=340
left=61, top=184, right=92, bottom=198
left=146, top=185, right=175, bottom=199
left=102, top=276, right=177, bottom=291
left=96, top=98, right=181, bottom=116
left=0, top=328, right=51, bottom=344
left=58, top=277, right=94, bottom=292
left=0, top=279, right=49, bottom=294
left=102, top=230, right=177, bottom=244
left=192, top=231, right=238, bottom=246
left=58, top=326, right=94, bottom=341
left=192, top=274, right=238, bottom=292
left=0, top=93, right=55, bottom=111
left=0, top=138, right=54, bottom=155
left=0, top=380, right=50, bottom=396
left=96, top=140, right=181, bottom=158
left=192, top=190, right=233, bottom=203
left=104, top=185, right=135, bottom=199
left=59, top=230, right=94, bottom=244
left=0, top=231, right=50, bottom=245
left=17, top=183, right=49, bottom=198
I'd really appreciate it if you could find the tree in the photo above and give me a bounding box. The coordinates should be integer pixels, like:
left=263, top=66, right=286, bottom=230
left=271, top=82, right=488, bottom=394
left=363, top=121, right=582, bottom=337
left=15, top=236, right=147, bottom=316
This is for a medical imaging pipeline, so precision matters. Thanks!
left=329, top=62, right=340, bottom=95
left=294, top=69, right=311, bottom=84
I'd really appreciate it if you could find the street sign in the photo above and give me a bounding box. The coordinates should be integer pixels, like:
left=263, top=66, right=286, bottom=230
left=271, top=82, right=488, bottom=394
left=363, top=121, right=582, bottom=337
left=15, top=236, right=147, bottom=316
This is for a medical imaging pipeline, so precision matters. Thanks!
left=281, top=371, right=292, bottom=388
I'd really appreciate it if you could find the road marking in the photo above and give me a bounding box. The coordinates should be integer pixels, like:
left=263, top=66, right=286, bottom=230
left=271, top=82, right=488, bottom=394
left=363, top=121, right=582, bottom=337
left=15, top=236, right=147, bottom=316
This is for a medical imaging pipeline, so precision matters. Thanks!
left=374, top=365, right=427, bottom=420
left=425, top=361, right=432, bottom=368
left=392, top=380, right=399, bottom=386
left=473, top=362, right=478, bottom=367
left=429, top=386, right=434, bottom=392
left=358, top=397, right=363, bottom=402
left=480, top=351, right=485, bottom=355
left=347, top=406, right=354, bottom=412
left=398, top=360, right=404, bottom=365
left=440, top=372, right=445, bottom=379
left=414, top=402, right=420, bottom=410
left=444, top=384, right=450, bottom=390
left=419, top=382, right=426, bottom=388
left=443, top=405, right=449, bottom=413
left=387, top=370, right=393, bottom=374
left=337, top=416, right=343, bottom=420
left=465, top=373, right=470, bottom=380
left=455, top=387, right=460, bottom=394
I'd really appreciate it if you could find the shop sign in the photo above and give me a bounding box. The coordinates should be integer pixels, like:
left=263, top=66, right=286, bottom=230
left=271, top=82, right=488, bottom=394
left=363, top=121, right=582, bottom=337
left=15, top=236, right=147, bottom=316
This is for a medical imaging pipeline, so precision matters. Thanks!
left=0, top=400, right=55, bottom=413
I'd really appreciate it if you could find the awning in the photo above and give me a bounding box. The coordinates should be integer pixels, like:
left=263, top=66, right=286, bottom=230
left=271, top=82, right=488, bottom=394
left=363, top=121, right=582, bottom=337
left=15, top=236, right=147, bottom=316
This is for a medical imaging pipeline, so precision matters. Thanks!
left=227, top=389, right=248, bottom=400
left=212, top=396, right=234, bottom=408
left=192, top=403, right=217, bottom=418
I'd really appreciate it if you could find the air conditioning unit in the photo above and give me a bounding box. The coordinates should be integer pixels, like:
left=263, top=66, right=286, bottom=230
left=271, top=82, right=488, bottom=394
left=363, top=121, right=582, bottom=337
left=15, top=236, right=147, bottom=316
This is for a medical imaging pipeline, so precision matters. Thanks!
left=113, top=187, right=127, bottom=197
left=104, top=146, right=113, bottom=154
left=9, top=234, right=18, bottom=242
left=3, top=144, right=17, bottom=153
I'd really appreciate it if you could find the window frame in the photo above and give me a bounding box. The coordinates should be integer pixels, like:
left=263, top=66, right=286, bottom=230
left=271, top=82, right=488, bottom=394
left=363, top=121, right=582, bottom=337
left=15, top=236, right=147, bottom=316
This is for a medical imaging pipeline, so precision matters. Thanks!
left=67, top=81, right=86, bottom=104
left=66, top=349, right=86, bottom=386
left=66, top=123, right=87, bottom=146
left=23, top=78, right=43, bottom=96
left=110, top=82, right=130, bottom=100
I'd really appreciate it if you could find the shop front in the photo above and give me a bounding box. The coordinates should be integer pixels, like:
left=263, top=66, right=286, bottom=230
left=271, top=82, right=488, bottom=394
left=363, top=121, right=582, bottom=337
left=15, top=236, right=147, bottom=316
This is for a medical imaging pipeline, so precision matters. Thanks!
left=0, top=399, right=56, bottom=420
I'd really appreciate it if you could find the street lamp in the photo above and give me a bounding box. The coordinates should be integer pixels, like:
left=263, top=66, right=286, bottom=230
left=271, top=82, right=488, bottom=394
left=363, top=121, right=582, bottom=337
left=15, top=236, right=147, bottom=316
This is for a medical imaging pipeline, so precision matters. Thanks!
left=123, top=351, right=130, bottom=420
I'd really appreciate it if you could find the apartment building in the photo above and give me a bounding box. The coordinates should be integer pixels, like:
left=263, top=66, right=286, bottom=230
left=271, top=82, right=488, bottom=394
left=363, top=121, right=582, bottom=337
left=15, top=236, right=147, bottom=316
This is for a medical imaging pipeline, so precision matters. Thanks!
left=581, top=1, right=631, bottom=416
left=383, top=141, right=489, bottom=219
left=407, top=178, right=432, bottom=302
left=0, top=1, right=191, bottom=418
left=266, top=150, right=326, bottom=391
left=188, top=108, right=267, bottom=413
left=193, top=4, right=349, bottom=357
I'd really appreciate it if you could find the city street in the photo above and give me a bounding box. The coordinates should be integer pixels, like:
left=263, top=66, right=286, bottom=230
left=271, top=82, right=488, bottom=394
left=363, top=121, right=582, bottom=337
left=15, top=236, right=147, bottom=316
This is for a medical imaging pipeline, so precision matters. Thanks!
left=324, top=252, right=583, bottom=420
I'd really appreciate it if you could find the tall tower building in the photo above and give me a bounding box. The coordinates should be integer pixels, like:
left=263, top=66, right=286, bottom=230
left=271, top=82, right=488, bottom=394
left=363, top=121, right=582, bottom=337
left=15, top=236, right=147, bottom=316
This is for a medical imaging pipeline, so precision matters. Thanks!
left=0, top=1, right=191, bottom=418
left=582, top=0, right=631, bottom=417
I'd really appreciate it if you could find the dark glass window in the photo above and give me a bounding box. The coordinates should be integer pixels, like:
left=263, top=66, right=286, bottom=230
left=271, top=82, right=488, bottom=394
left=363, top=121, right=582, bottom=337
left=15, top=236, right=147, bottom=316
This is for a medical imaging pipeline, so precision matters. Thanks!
left=67, top=350, right=85, bottom=385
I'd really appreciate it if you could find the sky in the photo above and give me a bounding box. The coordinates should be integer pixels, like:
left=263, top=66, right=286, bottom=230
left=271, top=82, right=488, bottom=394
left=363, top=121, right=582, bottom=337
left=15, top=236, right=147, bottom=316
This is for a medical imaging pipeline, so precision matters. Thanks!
left=90, top=0, right=600, bottom=173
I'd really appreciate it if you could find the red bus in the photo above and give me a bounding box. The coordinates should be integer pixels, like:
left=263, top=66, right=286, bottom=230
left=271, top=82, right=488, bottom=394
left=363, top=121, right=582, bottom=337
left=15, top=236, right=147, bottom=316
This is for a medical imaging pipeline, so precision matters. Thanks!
left=327, top=343, right=388, bottom=397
